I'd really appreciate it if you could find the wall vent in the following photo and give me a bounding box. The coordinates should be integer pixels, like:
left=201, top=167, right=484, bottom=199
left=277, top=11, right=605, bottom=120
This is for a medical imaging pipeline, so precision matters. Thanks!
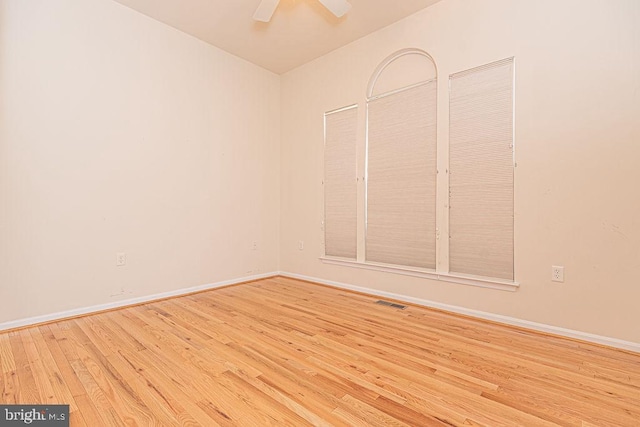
left=375, top=300, right=407, bottom=310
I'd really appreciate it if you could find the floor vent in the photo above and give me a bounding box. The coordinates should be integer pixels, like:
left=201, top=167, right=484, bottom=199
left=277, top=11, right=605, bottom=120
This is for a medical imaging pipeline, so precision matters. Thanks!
left=375, top=300, right=407, bottom=310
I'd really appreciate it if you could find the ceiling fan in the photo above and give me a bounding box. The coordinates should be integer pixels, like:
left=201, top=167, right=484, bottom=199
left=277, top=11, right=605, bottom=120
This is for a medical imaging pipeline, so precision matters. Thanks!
left=253, top=0, right=352, bottom=22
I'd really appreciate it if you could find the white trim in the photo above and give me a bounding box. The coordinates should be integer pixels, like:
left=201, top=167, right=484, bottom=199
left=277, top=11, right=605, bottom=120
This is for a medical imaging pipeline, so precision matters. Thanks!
left=449, top=57, right=515, bottom=80
left=366, top=48, right=437, bottom=99
left=324, top=103, right=358, bottom=116
left=367, top=79, right=435, bottom=102
left=278, top=271, right=640, bottom=354
left=6, top=270, right=638, bottom=354
left=320, top=257, right=518, bottom=291
left=0, top=272, right=278, bottom=332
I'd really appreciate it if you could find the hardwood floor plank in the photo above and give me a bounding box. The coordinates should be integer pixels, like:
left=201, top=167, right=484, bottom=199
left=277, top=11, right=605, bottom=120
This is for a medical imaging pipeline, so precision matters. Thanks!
left=0, top=333, right=16, bottom=374
left=0, top=277, right=639, bottom=426
left=70, top=359, right=126, bottom=426
left=106, top=350, right=207, bottom=426
left=9, top=331, right=40, bottom=404
left=68, top=409, right=88, bottom=427
left=73, top=393, right=107, bottom=427
left=38, top=324, right=88, bottom=399
left=26, top=327, right=78, bottom=410
left=48, top=320, right=85, bottom=362
left=1, top=370, right=19, bottom=404
left=68, top=321, right=158, bottom=425
left=334, top=393, right=413, bottom=427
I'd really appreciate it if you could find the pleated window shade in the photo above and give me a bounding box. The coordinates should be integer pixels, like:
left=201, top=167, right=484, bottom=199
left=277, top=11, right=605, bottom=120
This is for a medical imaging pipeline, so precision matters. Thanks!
left=449, top=59, right=514, bottom=280
left=324, top=106, right=358, bottom=259
left=366, top=81, right=437, bottom=269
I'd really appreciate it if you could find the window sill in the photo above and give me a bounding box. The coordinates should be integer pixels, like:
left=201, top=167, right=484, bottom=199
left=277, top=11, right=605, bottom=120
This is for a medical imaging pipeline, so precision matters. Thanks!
left=319, top=257, right=519, bottom=292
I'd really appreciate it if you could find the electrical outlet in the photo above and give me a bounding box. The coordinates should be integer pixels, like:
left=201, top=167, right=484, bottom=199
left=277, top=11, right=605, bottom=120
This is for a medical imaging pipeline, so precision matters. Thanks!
left=251, top=241, right=258, bottom=250
left=298, top=240, right=304, bottom=250
left=116, top=252, right=126, bottom=267
left=552, top=266, right=564, bottom=282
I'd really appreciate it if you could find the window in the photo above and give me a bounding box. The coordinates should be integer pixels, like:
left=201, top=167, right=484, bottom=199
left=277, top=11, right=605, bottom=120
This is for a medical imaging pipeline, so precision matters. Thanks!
left=449, top=58, right=515, bottom=281
left=322, top=53, right=516, bottom=290
left=366, top=81, right=437, bottom=269
left=323, top=105, right=358, bottom=259
left=365, top=49, right=438, bottom=270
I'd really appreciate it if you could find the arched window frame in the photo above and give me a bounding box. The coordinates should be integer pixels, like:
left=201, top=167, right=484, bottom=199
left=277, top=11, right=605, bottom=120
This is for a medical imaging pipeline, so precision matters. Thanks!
left=364, top=48, right=439, bottom=270
left=321, top=50, right=519, bottom=291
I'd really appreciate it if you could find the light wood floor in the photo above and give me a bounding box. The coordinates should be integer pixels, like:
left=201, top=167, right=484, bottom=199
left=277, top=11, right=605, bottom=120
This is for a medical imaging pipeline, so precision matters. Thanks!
left=1, top=277, right=639, bottom=426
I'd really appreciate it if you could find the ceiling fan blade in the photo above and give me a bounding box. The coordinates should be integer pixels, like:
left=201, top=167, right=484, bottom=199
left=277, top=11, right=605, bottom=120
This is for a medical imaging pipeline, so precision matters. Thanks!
left=253, top=0, right=281, bottom=22
left=317, top=0, right=352, bottom=18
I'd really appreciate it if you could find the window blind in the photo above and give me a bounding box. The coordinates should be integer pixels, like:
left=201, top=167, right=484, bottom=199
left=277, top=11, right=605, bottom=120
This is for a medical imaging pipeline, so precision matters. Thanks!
left=324, top=106, right=358, bottom=259
left=366, top=81, right=437, bottom=269
left=449, top=58, right=514, bottom=280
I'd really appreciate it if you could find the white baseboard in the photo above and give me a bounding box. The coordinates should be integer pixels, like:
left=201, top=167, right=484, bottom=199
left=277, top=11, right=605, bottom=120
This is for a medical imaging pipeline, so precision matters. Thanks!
left=0, top=272, right=278, bottom=332
left=4, top=270, right=638, bottom=354
left=278, top=271, right=640, bottom=354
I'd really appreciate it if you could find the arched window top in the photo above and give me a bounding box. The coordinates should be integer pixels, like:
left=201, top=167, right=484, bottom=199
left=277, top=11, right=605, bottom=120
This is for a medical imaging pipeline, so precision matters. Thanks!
left=367, top=48, right=437, bottom=99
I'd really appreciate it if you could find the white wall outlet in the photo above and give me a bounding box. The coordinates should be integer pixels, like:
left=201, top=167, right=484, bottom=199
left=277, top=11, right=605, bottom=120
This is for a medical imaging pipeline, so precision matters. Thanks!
left=251, top=241, right=258, bottom=250
left=116, top=252, right=126, bottom=267
left=552, top=266, right=564, bottom=282
left=298, top=240, right=304, bottom=250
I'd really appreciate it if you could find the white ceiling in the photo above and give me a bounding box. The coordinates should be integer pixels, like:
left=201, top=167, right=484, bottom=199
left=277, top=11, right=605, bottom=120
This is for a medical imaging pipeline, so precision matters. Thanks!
left=111, top=0, right=442, bottom=74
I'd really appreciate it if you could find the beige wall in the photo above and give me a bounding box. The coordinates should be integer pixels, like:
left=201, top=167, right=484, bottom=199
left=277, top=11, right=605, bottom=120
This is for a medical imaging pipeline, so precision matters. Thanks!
left=280, top=0, right=640, bottom=342
left=0, top=0, right=280, bottom=323
left=1, top=0, right=639, bottom=345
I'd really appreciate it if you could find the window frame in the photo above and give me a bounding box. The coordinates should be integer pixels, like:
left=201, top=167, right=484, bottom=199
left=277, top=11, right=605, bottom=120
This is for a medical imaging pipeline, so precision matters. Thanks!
left=320, top=52, right=519, bottom=291
left=322, top=103, right=359, bottom=261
